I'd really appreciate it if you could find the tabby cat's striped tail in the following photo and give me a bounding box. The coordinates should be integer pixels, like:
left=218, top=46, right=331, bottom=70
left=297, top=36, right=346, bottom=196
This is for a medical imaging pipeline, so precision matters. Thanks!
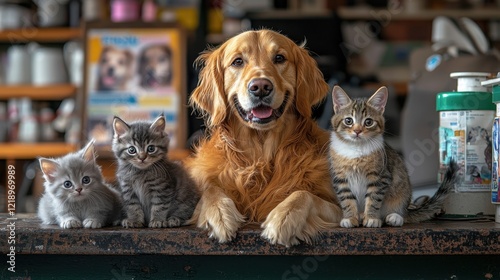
left=405, top=160, right=459, bottom=223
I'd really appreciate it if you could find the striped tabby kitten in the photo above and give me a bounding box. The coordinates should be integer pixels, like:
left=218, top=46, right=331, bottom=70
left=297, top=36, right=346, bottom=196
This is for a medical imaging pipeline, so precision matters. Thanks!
left=329, top=86, right=457, bottom=228
left=112, top=114, right=200, bottom=228
left=38, top=140, right=123, bottom=229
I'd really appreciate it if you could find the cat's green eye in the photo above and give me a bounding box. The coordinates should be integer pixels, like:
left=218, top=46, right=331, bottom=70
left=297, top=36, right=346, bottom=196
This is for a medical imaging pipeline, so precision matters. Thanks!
left=63, top=181, right=73, bottom=189
left=82, top=176, right=90, bottom=185
left=364, top=118, right=374, bottom=127
left=128, top=146, right=136, bottom=154
left=344, top=117, right=354, bottom=126
left=147, top=145, right=156, bottom=153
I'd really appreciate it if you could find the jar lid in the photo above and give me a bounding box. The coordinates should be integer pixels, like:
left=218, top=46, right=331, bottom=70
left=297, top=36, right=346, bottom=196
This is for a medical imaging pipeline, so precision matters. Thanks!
left=481, top=76, right=500, bottom=102
left=436, top=91, right=495, bottom=111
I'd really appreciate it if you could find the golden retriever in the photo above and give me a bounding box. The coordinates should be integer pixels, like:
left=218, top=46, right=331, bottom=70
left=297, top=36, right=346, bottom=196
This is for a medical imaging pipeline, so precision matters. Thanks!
left=185, top=29, right=342, bottom=247
left=97, top=46, right=134, bottom=91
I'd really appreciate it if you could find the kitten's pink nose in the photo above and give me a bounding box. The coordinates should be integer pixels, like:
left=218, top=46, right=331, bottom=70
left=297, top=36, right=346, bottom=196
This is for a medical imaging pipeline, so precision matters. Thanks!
left=75, top=188, right=82, bottom=193
left=354, top=129, right=362, bottom=135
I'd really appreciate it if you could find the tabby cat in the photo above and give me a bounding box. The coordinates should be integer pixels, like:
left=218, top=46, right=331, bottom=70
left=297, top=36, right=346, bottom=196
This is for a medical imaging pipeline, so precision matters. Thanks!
left=112, top=114, right=200, bottom=228
left=329, top=86, right=458, bottom=228
left=38, top=140, right=123, bottom=228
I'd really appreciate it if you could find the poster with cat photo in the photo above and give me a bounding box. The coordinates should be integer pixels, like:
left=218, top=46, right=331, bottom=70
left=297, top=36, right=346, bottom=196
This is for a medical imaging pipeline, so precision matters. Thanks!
left=82, top=22, right=187, bottom=152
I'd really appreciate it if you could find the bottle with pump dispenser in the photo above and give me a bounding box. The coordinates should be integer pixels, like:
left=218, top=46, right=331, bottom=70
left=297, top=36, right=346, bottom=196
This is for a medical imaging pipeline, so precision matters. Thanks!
left=437, top=72, right=496, bottom=216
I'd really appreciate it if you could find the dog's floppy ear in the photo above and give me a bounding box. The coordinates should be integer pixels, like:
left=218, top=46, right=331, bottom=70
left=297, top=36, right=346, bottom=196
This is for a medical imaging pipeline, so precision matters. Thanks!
left=190, top=47, right=227, bottom=128
left=294, top=44, right=329, bottom=118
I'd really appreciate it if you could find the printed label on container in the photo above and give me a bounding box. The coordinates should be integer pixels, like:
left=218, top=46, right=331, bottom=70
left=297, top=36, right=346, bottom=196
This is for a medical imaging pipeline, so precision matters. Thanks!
left=438, top=110, right=494, bottom=192
left=492, top=118, right=499, bottom=204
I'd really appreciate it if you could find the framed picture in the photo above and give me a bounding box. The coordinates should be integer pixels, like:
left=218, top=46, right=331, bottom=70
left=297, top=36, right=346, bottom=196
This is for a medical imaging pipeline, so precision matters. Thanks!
left=81, top=21, right=187, bottom=153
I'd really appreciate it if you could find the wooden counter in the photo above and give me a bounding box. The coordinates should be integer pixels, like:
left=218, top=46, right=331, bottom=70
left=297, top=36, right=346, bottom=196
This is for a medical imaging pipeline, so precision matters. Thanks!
left=2, top=213, right=500, bottom=256
left=2, top=214, right=500, bottom=279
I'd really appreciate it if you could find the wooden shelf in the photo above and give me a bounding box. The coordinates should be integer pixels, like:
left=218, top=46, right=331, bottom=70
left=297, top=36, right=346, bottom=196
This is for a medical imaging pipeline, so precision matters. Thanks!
left=0, top=84, right=77, bottom=100
left=338, top=7, right=500, bottom=21
left=4, top=213, right=500, bottom=256
left=0, top=28, right=81, bottom=42
left=0, top=143, right=77, bottom=160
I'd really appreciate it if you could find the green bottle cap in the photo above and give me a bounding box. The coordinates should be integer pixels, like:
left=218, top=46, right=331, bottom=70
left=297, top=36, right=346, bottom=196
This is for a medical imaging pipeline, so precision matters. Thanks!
left=436, top=91, right=495, bottom=111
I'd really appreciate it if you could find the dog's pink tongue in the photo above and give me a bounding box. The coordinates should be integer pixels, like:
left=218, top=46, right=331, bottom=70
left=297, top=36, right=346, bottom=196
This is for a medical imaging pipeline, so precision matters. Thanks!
left=102, top=76, right=115, bottom=86
left=251, top=106, right=273, bottom=119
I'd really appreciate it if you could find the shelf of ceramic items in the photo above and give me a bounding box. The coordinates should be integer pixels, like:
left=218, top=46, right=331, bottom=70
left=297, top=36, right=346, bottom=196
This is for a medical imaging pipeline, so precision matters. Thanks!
left=0, top=142, right=77, bottom=160
left=0, top=84, right=77, bottom=100
left=338, top=7, right=500, bottom=21
left=0, top=28, right=81, bottom=42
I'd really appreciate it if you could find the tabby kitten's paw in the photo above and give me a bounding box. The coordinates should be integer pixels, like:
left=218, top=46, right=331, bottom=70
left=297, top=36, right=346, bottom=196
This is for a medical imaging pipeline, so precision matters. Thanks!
left=167, top=217, right=181, bottom=227
left=149, top=220, right=167, bottom=228
left=385, top=213, right=404, bottom=226
left=363, top=218, right=382, bottom=228
left=340, top=218, right=359, bottom=228
left=83, top=219, right=102, bottom=228
left=61, top=218, right=82, bottom=229
left=122, top=219, right=144, bottom=228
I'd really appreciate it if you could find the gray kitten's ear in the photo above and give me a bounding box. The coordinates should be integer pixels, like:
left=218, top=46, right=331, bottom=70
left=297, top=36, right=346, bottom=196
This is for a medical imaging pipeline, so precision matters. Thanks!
left=113, top=116, right=130, bottom=137
left=81, top=139, right=96, bottom=162
left=367, top=86, right=388, bottom=113
left=332, top=85, right=352, bottom=113
left=150, top=114, right=166, bottom=134
left=39, top=158, right=59, bottom=184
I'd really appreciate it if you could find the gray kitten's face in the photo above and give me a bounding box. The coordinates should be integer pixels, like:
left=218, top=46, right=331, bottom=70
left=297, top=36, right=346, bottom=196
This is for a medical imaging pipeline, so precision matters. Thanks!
left=40, top=140, right=101, bottom=202
left=112, top=115, right=169, bottom=170
left=46, top=158, right=99, bottom=201
left=119, top=136, right=166, bottom=169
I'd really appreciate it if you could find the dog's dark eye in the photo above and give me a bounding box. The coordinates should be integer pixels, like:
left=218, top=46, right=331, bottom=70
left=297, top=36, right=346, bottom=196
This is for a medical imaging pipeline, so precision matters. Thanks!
left=231, top=58, right=243, bottom=67
left=274, top=54, right=286, bottom=64
left=344, top=117, right=353, bottom=126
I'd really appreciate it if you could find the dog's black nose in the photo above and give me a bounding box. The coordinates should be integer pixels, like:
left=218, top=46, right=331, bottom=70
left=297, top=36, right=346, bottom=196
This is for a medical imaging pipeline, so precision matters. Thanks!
left=248, top=78, right=273, bottom=97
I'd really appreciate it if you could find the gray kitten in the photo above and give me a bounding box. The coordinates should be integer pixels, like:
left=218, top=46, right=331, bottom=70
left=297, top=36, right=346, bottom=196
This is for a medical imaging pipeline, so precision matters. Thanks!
left=38, top=140, right=123, bottom=229
left=112, top=114, right=200, bottom=228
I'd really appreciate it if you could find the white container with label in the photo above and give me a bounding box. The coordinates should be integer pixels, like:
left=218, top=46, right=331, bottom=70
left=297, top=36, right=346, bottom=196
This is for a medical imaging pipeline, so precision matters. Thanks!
left=437, top=72, right=496, bottom=215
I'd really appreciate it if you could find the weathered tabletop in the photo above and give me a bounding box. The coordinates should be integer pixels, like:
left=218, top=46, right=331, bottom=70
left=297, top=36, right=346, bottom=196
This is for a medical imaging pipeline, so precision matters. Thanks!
left=2, top=213, right=500, bottom=256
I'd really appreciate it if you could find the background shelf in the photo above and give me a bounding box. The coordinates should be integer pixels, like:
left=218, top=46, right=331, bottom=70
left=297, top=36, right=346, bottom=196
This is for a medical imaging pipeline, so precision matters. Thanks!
left=0, top=28, right=81, bottom=42
left=0, top=84, right=77, bottom=100
left=0, top=143, right=77, bottom=160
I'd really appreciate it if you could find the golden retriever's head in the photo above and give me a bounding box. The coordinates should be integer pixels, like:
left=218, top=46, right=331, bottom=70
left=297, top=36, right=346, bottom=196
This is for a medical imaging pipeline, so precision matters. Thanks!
left=191, top=29, right=328, bottom=130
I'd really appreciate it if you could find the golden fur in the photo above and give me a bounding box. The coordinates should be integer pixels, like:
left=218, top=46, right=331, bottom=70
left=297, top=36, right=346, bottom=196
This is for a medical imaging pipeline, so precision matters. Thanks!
left=184, top=30, right=342, bottom=247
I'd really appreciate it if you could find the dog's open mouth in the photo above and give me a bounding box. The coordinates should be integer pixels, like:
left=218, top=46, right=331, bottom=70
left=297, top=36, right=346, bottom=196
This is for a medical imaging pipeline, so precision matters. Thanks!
left=234, top=94, right=289, bottom=124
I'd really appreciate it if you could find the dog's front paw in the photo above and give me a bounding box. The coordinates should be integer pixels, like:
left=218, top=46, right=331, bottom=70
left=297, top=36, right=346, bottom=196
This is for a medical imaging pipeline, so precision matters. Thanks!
left=198, top=197, right=245, bottom=243
left=261, top=207, right=302, bottom=247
